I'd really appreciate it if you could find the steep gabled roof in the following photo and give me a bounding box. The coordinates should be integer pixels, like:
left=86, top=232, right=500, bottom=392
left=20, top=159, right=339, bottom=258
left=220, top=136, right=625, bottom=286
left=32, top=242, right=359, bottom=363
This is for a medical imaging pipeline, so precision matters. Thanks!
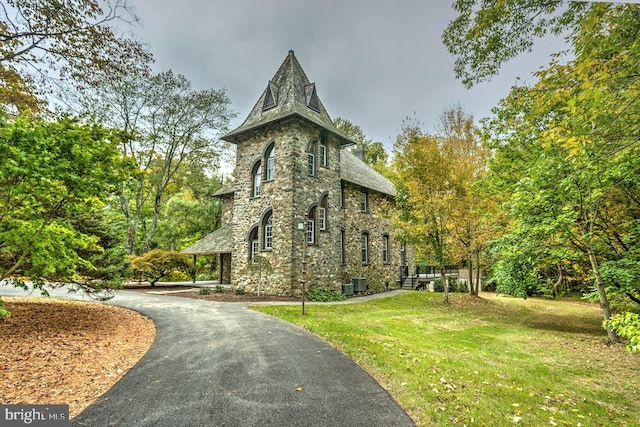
left=340, top=149, right=395, bottom=197
left=222, top=50, right=356, bottom=145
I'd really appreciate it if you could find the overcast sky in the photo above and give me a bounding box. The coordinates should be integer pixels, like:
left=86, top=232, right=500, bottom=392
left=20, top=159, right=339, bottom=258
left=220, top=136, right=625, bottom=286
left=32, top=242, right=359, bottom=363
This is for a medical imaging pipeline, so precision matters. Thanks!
left=128, top=0, right=566, bottom=152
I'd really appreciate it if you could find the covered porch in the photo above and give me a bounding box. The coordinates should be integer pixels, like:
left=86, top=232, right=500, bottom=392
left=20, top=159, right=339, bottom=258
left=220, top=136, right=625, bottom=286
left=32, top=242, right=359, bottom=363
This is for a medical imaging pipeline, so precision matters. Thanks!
left=181, top=224, right=233, bottom=284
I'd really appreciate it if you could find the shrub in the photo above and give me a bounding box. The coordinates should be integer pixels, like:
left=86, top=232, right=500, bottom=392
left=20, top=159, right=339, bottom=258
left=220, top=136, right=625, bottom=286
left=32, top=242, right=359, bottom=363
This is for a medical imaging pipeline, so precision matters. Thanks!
left=604, top=312, right=640, bottom=353
left=306, top=289, right=347, bottom=302
left=233, top=286, right=246, bottom=295
left=198, top=287, right=211, bottom=295
left=129, top=249, right=193, bottom=286
left=214, top=284, right=224, bottom=293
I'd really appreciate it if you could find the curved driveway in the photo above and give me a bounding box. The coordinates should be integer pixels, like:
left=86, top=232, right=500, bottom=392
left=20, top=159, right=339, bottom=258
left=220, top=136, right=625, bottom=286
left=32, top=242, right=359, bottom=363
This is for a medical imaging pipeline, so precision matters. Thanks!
left=0, top=285, right=414, bottom=426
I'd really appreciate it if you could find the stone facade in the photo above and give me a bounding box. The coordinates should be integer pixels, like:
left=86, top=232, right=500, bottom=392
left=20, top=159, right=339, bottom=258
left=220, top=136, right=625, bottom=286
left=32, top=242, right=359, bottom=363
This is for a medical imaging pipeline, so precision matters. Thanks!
left=187, top=51, right=413, bottom=295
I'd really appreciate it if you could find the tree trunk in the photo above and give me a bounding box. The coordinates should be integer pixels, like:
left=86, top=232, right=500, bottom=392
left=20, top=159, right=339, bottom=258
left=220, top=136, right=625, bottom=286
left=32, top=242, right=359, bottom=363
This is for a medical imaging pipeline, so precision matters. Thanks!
left=143, top=190, right=162, bottom=253
left=441, top=267, right=449, bottom=304
left=467, top=252, right=476, bottom=296
left=551, top=263, right=563, bottom=298
left=586, top=245, right=619, bottom=343
left=475, top=250, right=481, bottom=295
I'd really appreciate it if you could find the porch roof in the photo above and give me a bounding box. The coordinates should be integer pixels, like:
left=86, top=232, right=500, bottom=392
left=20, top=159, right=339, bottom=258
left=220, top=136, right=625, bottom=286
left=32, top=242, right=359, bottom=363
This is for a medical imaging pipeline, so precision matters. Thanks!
left=181, top=224, right=233, bottom=255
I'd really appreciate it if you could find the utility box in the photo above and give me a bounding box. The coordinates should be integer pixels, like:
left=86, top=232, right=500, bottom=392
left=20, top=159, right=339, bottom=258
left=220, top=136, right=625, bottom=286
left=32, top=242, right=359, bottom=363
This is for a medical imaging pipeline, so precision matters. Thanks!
left=342, top=283, right=354, bottom=296
left=351, top=277, right=367, bottom=294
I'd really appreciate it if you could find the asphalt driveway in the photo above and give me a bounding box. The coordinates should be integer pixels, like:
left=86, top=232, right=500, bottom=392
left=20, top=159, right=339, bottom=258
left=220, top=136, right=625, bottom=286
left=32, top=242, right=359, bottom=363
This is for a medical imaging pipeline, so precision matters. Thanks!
left=0, top=285, right=414, bottom=426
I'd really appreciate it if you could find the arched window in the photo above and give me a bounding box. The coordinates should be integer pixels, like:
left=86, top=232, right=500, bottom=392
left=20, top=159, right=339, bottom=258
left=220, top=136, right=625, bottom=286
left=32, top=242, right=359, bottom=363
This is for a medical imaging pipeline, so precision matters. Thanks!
left=307, top=140, right=317, bottom=176
left=307, top=207, right=317, bottom=244
left=248, top=226, right=259, bottom=262
left=319, top=194, right=328, bottom=230
left=252, top=161, right=262, bottom=197
left=320, top=134, right=328, bottom=167
left=262, top=210, right=273, bottom=250
left=265, top=142, right=275, bottom=181
left=382, top=234, right=390, bottom=264
left=361, top=232, right=369, bottom=264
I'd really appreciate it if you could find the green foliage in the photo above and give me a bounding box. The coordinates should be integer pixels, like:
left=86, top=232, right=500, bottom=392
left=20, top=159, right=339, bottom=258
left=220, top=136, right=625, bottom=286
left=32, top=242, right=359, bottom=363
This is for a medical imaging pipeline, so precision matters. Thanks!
left=0, top=0, right=151, bottom=112
left=333, top=116, right=390, bottom=174
left=0, top=113, right=127, bottom=294
left=0, top=298, right=10, bottom=318
left=214, top=284, right=224, bottom=293
left=306, top=289, right=347, bottom=302
left=233, top=286, right=245, bottom=295
left=474, top=4, right=640, bottom=339
left=80, top=70, right=235, bottom=255
left=198, top=287, right=211, bottom=295
left=129, top=249, right=193, bottom=286
left=442, top=0, right=587, bottom=87
left=604, top=313, right=640, bottom=353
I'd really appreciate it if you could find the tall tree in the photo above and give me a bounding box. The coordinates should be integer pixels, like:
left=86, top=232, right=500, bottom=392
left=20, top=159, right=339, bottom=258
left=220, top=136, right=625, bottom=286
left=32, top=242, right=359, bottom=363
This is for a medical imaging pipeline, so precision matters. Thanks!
left=392, top=108, right=490, bottom=300
left=334, top=116, right=389, bottom=173
left=478, top=4, right=640, bottom=342
left=0, top=0, right=151, bottom=113
left=442, top=0, right=588, bottom=87
left=80, top=70, right=235, bottom=254
left=392, top=119, right=453, bottom=303
left=0, top=113, right=128, bottom=301
left=437, top=106, right=490, bottom=296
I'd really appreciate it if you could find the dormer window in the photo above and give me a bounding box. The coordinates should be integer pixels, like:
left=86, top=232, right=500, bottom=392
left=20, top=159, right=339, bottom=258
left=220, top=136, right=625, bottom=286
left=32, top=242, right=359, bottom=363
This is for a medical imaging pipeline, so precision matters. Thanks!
left=262, top=82, right=278, bottom=110
left=305, top=83, right=320, bottom=112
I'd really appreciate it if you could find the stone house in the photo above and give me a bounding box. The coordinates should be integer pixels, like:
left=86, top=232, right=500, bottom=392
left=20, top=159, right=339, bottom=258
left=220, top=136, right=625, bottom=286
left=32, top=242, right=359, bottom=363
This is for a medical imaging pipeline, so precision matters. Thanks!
left=183, top=50, right=414, bottom=295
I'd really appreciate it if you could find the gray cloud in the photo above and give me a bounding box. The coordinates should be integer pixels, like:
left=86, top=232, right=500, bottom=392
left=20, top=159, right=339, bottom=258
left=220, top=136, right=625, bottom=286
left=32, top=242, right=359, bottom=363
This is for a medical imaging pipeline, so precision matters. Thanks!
left=130, top=0, right=563, bottom=151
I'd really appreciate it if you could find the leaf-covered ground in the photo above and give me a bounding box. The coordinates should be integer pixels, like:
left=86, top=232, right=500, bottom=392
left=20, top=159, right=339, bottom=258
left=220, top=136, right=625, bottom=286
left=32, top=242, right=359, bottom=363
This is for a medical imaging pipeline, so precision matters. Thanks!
left=0, top=297, right=155, bottom=418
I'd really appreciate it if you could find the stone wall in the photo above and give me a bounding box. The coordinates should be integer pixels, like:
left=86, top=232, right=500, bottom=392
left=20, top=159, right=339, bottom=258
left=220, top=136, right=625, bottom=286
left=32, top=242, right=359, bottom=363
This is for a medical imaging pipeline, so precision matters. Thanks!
left=224, top=116, right=412, bottom=296
left=340, top=181, right=402, bottom=293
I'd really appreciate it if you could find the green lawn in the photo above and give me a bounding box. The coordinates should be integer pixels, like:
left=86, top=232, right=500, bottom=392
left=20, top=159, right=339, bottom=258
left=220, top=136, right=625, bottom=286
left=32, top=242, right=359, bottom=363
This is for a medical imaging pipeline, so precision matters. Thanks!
left=252, top=292, right=640, bottom=426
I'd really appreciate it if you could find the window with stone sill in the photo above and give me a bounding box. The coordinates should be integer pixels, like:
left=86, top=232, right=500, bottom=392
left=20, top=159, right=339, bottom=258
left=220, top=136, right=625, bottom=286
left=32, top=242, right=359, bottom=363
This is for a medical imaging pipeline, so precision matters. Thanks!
left=360, top=190, right=368, bottom=212
left=262, top=210, right=273, bottom=250
left=307, top=207, right=317, bottom=244
left=382, top=234, right=390, bottom=264
left=265, top=142, right=275, bottom=182
left=307, top=140, right=317, bottom=177
left=248, top=226, right=259, bottom=262
left=319, top=194, right=328, bottom=231
left=320, top=134, right=328, bottom=167
left=252, top=161, right=262, bottom=198
left=361, top=232, right=369, bottom=264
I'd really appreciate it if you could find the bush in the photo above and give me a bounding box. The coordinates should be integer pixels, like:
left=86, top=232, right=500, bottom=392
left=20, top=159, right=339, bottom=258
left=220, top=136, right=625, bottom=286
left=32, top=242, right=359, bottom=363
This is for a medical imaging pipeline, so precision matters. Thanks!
left=214, top=284, right=224, bottom=293
left=198, top=287, right=211, bottom=295
left=129, top=249, right=193, bottom=286
left=306, top=289, right=347, bottom=302
left=604, top=312, right=640, bottom=353
left=233, top=286, right=246, bottom=295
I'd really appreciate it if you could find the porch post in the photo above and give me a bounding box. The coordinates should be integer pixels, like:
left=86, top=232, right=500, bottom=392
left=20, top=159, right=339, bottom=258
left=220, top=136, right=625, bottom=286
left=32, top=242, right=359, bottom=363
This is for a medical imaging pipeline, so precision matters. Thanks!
left=192, top=254, right=197, bottom=283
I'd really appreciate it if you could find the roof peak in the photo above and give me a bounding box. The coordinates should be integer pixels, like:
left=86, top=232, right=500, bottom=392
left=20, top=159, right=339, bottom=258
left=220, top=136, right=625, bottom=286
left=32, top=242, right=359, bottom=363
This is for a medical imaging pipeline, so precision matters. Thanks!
left=222, top=51, right=355, bottom=145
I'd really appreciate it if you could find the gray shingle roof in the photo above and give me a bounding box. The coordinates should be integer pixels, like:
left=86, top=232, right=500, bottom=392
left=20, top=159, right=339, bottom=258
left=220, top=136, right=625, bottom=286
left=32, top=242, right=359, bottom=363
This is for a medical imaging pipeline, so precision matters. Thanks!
left=222, top=50, right=356, bottom=146
left=340, top=149, right=395, bottom=197
left=181, top=224, right=233, bottom=254
left=212, top=182, right=236, bottom=197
